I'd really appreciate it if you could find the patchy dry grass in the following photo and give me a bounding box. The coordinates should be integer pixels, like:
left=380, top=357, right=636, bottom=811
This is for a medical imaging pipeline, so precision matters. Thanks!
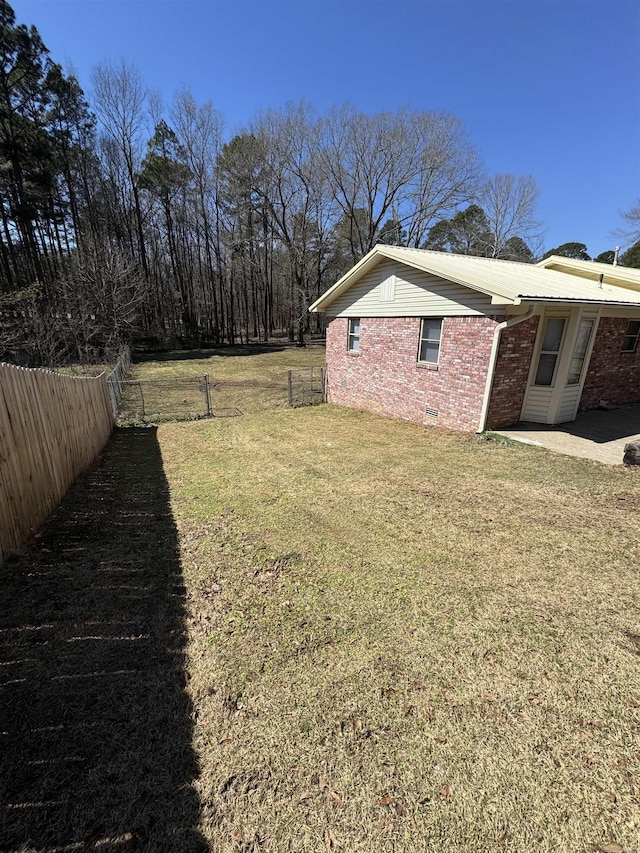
left=4, top=345, right=640, bottom=852
left=155, top=400, right=640, bottom=852
left=55, top=363, right=112, bottom=377
left=127, top=346, right=326, bottom=419
left=132, top=345, right=326, bottom=383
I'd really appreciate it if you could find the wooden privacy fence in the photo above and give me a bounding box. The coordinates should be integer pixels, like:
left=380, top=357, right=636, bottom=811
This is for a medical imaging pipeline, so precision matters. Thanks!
left=0, top=363, right=114, bottom=563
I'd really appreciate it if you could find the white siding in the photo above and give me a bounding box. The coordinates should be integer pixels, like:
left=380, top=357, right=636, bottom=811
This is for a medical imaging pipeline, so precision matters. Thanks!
left=379, top=270, right=396, bottom=302
left=544, top=306, right=572, bottom=319
left=600, top=306, right=640, bottom=318
left=327, top=260, right=494, bottom=317
left=522, top=386, right=553, bottom=423
left=557, top=386, right=582, bottom=423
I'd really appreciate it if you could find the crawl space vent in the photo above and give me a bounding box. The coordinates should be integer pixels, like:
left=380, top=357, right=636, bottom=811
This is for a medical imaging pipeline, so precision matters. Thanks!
left=425, top=406, right=439, bottom=419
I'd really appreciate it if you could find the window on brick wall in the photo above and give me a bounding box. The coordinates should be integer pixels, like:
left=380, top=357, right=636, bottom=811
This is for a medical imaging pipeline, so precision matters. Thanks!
left=348, top=318, right=361, bottom=352
left=417, top=318, right=442, bottom=364
left=621, top=320, right=640, bottom=353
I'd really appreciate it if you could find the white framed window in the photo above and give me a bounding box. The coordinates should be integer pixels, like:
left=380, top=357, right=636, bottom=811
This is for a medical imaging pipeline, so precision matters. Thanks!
left=534, top=317, right=566, bottom=386
left=418, top=318, right=442, bottom=364
left=621, top=320, right=640, bottom=353
left=567, top=318, right=595, bottom=385
left=348, top=318, right=361, bottom=352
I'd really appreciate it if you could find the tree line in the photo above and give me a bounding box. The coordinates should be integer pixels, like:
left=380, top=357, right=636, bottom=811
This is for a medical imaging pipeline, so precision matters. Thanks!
left=541, top=241, right=640, bottom=267
left=0, top=1, right=632, bottom=366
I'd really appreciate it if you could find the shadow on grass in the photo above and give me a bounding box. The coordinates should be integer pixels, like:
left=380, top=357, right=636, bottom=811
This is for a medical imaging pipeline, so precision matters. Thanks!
left=0, top=428, right=209, bottom=852
left=134, top=345, right=287, bottom=364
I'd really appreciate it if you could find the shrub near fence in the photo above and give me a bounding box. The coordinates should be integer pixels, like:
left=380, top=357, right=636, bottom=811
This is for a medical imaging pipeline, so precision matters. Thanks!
left=0, top=363, right=114, bottom=563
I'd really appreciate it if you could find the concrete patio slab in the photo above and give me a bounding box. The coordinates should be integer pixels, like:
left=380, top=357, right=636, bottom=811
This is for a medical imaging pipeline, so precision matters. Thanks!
left=495, top=403, right=640, bottom=465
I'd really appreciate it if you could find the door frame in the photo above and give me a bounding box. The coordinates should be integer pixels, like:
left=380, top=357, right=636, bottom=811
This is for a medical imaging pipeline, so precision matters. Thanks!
left=521, top=305, right=601, bottom=424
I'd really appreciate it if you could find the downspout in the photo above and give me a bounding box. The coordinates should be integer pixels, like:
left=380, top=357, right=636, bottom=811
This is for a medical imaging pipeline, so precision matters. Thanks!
left=476, top=303, right=538, bottom=434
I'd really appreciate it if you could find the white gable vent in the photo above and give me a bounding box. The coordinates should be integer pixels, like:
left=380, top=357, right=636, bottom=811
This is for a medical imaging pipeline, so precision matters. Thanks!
left=425, top=406, right=439, bottom=419
left=379, top=272, right=396, bottom=302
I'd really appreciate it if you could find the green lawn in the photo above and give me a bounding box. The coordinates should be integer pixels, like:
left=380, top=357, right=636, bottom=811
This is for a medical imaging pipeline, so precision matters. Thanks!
left=150, top=352, right=640, bottom=852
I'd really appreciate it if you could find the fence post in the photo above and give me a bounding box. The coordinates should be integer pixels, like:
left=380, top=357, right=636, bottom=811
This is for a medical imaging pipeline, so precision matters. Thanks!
left=204, top=373, right=212, bottom=417
left=287, top=370, right=293, bottom=407
left=104, top=346, right=131, bottom=419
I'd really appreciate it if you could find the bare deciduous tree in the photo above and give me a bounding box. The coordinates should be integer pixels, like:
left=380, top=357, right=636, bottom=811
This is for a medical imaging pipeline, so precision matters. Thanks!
left=0, top=0, right=552, bottom=363
left=171, top=88, right=224, bottom=340
left=477, top=173, right=542, bottom=258
left=619, top=199, right=640, bottom=245
left=318, top=106, right=416, bottom=262
left=91, top=61, right=149, bottom=276
left=403, top=112, right=482, bottom=248
left=58, top=248, right=149, bottom=360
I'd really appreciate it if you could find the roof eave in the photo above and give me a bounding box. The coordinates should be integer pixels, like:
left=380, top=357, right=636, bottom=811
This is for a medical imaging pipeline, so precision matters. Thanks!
left=378, top=245, right=517, bottom=303
left=309, top=244, right=519, bottom=312
left=519, top=295, right=640, bottom=307
left=491, top=295, right=520, bottom=306
left=308, top=247, right=382, bottom=312
left=537, top=255, right=640, bottom=286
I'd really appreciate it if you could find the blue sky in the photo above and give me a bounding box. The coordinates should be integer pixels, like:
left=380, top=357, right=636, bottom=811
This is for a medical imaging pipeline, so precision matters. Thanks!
left=12, top=0, right=640, bottom=256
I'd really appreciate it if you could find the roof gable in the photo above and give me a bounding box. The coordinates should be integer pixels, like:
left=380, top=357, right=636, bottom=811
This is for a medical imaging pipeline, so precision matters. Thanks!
left=309, top=246, right=640, bottom=313
left=325, top=257, right=494, bottom=318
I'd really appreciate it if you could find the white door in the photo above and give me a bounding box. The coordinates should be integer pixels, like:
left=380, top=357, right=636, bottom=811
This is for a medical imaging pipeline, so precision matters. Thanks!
left=521, top=310, right=569, bottom=423
left=521, top=307, right=599, bottom=425
left=555, top=311, right=599, bottom=423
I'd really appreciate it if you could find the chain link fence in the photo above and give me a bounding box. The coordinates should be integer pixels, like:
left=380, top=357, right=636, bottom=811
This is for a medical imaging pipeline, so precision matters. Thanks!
left=105, top=348, right=132, bottom=418
left=112, top=365, right=326, bottom=423
left=118, top=375, right=212, bottom=423
left=287, top=367, right=326, bottom=408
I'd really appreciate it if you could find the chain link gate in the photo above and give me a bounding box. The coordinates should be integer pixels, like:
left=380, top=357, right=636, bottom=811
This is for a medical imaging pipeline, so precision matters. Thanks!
left=113, top=367, right=326, bottom=421
left=117, top=374, right=212, bottom=423
left=287, top=367, right=326, bottom=408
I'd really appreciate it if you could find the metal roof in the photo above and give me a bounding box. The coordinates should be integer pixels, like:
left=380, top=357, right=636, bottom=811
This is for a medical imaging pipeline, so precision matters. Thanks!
left=309, top=245, right=640, bottom=312
left=537, top=255, right=640, bottom=291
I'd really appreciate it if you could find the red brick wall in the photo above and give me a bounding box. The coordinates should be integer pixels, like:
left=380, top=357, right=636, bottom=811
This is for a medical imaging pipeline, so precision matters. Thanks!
left=485, top=316, right=539, bottom=429
left=325, top=315, right=498, bottom=431
left=579, top=317, right=640, bottom=409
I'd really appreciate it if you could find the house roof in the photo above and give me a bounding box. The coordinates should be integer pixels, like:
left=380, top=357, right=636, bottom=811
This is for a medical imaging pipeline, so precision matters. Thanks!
left=536, top=255, right=640, bottom=292
left=309, top=245, right=640, bottom=312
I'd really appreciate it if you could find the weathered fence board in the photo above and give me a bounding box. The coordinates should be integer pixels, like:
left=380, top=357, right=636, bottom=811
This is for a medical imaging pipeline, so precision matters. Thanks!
left=0, top=363, right=114, bottom=563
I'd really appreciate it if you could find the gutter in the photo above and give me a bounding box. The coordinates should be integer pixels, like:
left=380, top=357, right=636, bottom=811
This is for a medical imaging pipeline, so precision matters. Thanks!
left=476, top=303, right=538, bottom=434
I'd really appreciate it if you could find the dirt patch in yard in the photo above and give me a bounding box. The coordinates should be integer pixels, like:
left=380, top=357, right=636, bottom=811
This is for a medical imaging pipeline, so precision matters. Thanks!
left=0, top=428, right=207, bottom=852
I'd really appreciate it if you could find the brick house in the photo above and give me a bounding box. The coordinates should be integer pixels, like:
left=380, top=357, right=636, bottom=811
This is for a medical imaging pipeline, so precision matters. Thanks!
left=309, top=246, right=640, bottom=432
